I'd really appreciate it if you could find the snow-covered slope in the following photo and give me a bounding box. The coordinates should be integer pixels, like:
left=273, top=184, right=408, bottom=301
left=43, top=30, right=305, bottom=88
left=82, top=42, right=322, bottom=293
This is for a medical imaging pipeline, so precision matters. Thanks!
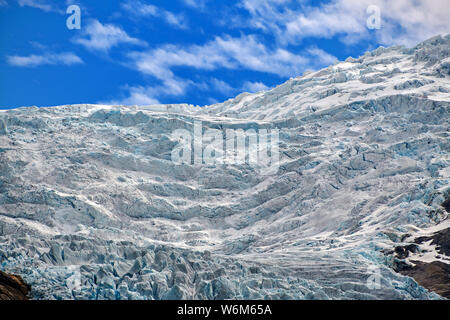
left=0, top=35, right=449, bottom=300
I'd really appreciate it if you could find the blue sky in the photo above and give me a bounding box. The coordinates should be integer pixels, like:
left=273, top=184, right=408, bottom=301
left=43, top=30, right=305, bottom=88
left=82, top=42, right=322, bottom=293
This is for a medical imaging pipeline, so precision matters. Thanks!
left=0, top=0, right=448, bottom=109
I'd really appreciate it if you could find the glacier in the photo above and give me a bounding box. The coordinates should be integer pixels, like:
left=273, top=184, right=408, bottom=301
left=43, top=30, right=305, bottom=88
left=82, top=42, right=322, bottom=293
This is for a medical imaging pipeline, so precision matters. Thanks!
left=0, top=35, right=449, bottom=300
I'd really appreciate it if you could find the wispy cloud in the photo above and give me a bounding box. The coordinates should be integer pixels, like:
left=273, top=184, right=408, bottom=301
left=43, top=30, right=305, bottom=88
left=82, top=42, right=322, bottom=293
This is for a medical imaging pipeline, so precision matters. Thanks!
left=73, top=20, right=146, bottom=53
left=7, top=52, right=84, bottom=67
left=105, top=85, right=161, bottom=106
left=17, top=0, right=51, bottom=11
left=105, top=77, right=195, bottom=106
left=211, top=78, right=235, bottom=95
left=210, top=78, right=270, bottom=96
left=306, top=47, right=338, bottom=66
left=182, top=0, right=209, bottom=10
left=16, top=0, right=65, bottom=13
left=240, top=0, right=450, bottom=47
left=107, top=77, right=271, bottom=106
left=239, top=0, right=292, bottom=33
left=121, top=0, right=189, bottom=29
left=241, top=81, right=269, bottom=93
left=0, top=0, right=8, bottom=7
left=128, top=34, right=335, bottom=79
left=115, top=33, right=332, bottom=105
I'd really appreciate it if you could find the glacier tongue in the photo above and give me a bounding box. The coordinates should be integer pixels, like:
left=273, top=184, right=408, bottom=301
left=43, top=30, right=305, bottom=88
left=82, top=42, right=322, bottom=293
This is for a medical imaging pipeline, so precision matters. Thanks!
left=0, top=35, right=449, bottom=300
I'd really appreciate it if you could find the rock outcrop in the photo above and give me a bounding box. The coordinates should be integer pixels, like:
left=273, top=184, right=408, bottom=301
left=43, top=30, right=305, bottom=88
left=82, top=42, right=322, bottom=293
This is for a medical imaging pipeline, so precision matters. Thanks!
left=400, top=261, right=450, bottom=299
left=392, top=224, right=450, bottom=299
left=0, top=271, right=30, bottom=300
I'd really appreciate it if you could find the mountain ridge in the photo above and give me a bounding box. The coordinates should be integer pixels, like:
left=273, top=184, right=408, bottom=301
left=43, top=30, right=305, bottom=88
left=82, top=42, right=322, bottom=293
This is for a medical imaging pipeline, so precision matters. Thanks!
left=0, top=35, right=449, bottom=300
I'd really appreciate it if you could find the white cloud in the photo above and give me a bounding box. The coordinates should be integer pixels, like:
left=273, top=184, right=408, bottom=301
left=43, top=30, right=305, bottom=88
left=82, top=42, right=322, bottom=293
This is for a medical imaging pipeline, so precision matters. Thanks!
left=108, top=78, right=272, bottom=106
left=373, top=0, right=450, bottom=46
left=163, top=11, right=188, bottom=29
left=105, top=85, right=161, bottom=106
left=121, top=1, right=189, bottom=29
left=106, top=77, right=194, bottom=106
left=7, top=52, right=83, bottom=67
left=73, top=20, right=146, bottom=53
left=306, top=47, right=338, bottom=66
left=16, top=0, right=65, bottom=13
left=17, top=0, right=51, bottom=11
left=241, top=81, right=269, bottom=93
left=241, top=0, right=450, bottom=47
left=182, top=0, right=213, bottom=11
left=121, top=1, right=158, bottom=17
left=117, top=34, right=336, bottom=105
left=206, top=97, right=219, bottom=105
left=211, top=78, right=270, bottom=95
left=239, top=0, right=293, bottom=33
left=128, top=34, right=334, bottom=79
left=0, top=0, right=8, bottom=7
left=182, top=0, right=206, bottom=8
left=285, top=3, right=366, bottom=42
left=211, top=78, right=235, bottom=95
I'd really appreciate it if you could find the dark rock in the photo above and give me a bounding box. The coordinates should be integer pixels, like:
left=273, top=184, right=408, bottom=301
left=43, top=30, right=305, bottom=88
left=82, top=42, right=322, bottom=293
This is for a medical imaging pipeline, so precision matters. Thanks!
left=0, top=270, right=30, bottom=300
left=399, top=261, right=450, bottom=299
left=393, top=259, right=413, bottom=273
left=394, top=244, right=419, bottom=259
left=415, top=227, right=450, bottom=256
left=391, top=226, right=450, bottom=299
left=442, top=195, right=450, bottom=213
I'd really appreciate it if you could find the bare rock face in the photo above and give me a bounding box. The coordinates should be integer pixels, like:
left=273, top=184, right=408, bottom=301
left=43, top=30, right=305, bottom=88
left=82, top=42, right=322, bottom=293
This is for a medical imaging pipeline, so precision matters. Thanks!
left=400, top=261, right=450, bottom=299
left=392, top=225, right=450, bottom=299
left=442, top=195, right=450, bottom=213
left=415, top=227, right=450, bottom=257
left=0, top=270, right=30, bottom=300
